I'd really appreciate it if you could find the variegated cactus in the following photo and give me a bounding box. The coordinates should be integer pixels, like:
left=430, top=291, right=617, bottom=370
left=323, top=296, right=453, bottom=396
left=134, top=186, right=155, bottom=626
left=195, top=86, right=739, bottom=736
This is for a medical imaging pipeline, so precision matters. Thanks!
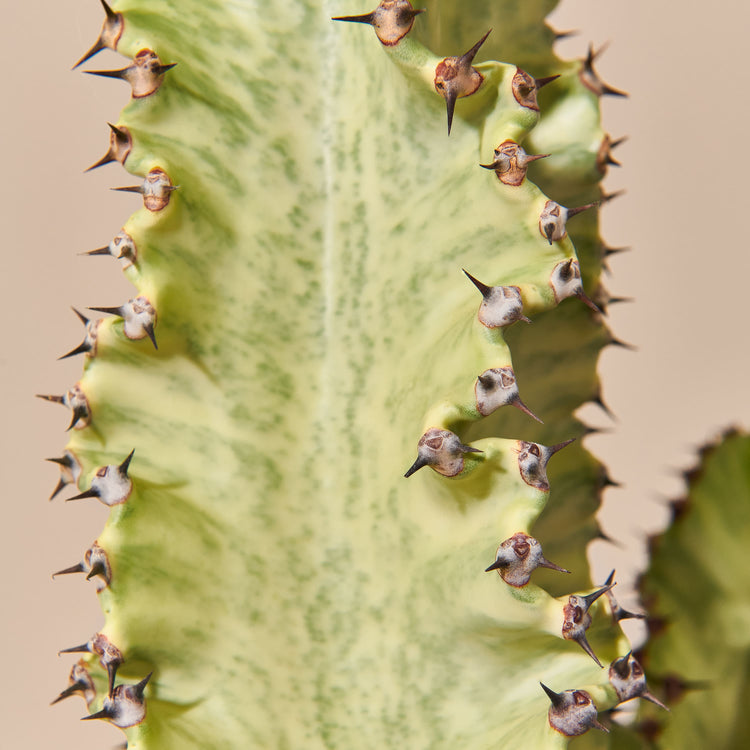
left=43, top=1, right=680, bottom=747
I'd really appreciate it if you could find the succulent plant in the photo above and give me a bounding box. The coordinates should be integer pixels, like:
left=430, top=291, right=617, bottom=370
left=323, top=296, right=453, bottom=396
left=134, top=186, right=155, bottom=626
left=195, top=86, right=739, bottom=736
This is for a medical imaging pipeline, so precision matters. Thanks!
left=43, top=1, right=738, bottom=748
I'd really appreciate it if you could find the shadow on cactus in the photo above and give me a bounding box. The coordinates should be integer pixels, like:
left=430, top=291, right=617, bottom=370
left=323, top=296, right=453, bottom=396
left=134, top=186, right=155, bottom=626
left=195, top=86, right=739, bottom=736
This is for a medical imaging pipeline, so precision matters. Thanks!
left=42, top=1, right=687, bottom=748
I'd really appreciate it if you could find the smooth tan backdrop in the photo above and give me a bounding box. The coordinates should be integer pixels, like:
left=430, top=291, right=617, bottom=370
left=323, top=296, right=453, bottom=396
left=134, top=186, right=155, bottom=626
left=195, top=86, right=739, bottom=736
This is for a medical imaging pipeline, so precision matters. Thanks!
left=2, top=1, right=749, bottom=748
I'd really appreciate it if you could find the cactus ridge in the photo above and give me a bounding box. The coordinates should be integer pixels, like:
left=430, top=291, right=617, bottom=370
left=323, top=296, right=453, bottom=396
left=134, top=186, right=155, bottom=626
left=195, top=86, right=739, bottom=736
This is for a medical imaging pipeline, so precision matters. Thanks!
left=45, top=1, right=656, bottom=747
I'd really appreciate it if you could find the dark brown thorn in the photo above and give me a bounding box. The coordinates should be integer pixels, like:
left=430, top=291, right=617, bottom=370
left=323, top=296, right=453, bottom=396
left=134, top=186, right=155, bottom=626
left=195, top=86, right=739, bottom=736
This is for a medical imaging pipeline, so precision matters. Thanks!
left=577, top=633, right=603, bottom=667
left=45, top=455, right=72, bottom=467
left=548, top=437, right=576, bottom=455
left=566, top=201, right=598, bottom=218
left=331, top=12, right=376, bottom=24
left=540, top=682, right=566, bottom=708
left=52, top=562, right=86, bottom=578
left=50, top=683, right=83, bottom=705
left=603, top=244, right=630, bottom=258
left=119, top=449, right=135, bottom=477
left=66, top=488, right=100, bottom=502
left=37, top=394, right=64, bottom=405
left=582, top=583, right=614, bottom=610
left=67, top=406, right=88, bottom=432
left=591, top=393, right=615, bottom=420
left=601, top=188, right=625, bottom=204
left=600, top=470, right=621, bottom=489
left=576, top=290, right=602, bottom=314
left=539, top=557, right=570, bottom=574
left=58, top=341, right=91, bottom=360
left=610, top=136, right=628, bottom=149
left=552, top=28, right=578, bottom=41
left=484, top=558, right=506, bottom=572
left=89, top=305, right=124, bottom=317
left=110, top=185, right=143, bottom=194
left=133, top=672, right=152, bottom=699
left=72, top=40, right=105, bottom=70
left=84, top=153, right=115, bottom=172
left=81, top=706, right=113, bottom=722
left=48, top=477, right=68, bottom=501
left=59, top=643, right=89, bottom=656
left=143, top=322, right=158, bottom=349
left=513, top=397, right=544, bottom=424
left=404, top=455, right=428, bottom=478
left=86, top=560, right=108, bottom=581
left=459, top=29, right=492, bottom=68
left=72, top=307, right=89, bottom=325
left=462, top=269, right=491, bottom=298
left=83, top=246, right=112, bottom=256
left=460, top=444, right=483, bottom=454
left=608, top=336, right=637, bottom=351
left=444, top=87, right=458, bottom=135
left=84, top=67, right=127, bottom=80
left=542, top=222, right=555, bottom=244
left=100, top=0, right=117, bottom=19
left=106, top=662, right=118, bottom=698
left=535, top=74, right=560, bottom=90
left=156, top=63, right=177, bottom=75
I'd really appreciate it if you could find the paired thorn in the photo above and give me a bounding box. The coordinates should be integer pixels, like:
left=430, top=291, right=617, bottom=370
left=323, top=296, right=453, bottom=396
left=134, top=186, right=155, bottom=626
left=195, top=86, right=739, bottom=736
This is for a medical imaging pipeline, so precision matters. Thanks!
left=485, top=532, right=569, bottom=586
left=89, top=296, right=158, bottom=348
left=539, top=199, right=598, bottom=245
left=52, top=542, right=111, bottom=586
left=516, top=438, right=574, bottom=492
left=603, top=570, right=645, bottom=622
left=475, top=368, right=542, bottom=422
left=561, top=583, right=615, bottom=666
left=85, top=123, right=132, bottom=172
left=46, top=450, right=82, bottom=501
left=51, top=662, right=95, bottom=707
left=67, top=450, right=135, bottom=507
left=83, top=230, right=138, bottom=264
left=480, top=140, right=549, bottom=186
left=434, top=30, right=491, bottom=134
left=60, top=633, right=123, bottom=699
left=59, top=308, right=100, bottom=360
left=36, top=385, right=90, bottom=431
left=404, top=428, right=482, bottom=478
left=463, top=270, right=530, bottom=327
left=112, top=167, right=177, bottom=212
left=85, top=49, right=176, bottom=98
left=609, top=653, right=669, bottom=710
left=81, top=673, right=151, bottom=728
left=541, top=684, right=609, bottom=736
left=71, top=0, right=123, bottom=69
left=512, top=68, right=559, bottom=111
left=332, top=1, right=424, bottom=46
left=581, top=44, right=628, bottom=98
left=549, top=259, right=600, bottom=313
left=596, top=134, right=627, bottom=174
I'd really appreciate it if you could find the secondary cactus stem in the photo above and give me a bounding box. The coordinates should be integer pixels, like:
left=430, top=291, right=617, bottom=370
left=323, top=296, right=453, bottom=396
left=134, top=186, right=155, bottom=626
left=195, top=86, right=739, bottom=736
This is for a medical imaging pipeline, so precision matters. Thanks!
left=71, top=0, right=123, bottom=69
left=434, top=30, right=491, bottom=134
left=81, top=673, right=151, bottom=728
left=89, top=296, right=158, bottom=348
left=404, top=428, right=482, bottom=477
left=332, top=1, right=425, bottom=46
left=485, top=533, right=569, bottom=586
left=463, top=270, right=531, bottom=327
left=111, top=168, right=177, bottom=212
left=479, top=140, right=549, bottom=186
left=541, top=683, right=609, bottom=736
left=561, top=584, right=615, bottom=667
left=66, top=450, right=134, bottom=506
left=85, top=123, right=132, bottom=172
left=36, top=384, right=90, bottom=431
left=85, top=49, right=176, bottom=98
left=511, top=68, right=559, bottom=111
left=58, top=309, right=99, bottom=360
left=475, top=368, right=542, bottom=422
left=516, top=439, right=575, bottom=492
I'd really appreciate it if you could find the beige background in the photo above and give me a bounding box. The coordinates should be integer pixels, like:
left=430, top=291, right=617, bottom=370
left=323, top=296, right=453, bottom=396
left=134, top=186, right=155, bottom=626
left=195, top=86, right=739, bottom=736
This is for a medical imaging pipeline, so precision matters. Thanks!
left=2, top=1, right=749, bottom=747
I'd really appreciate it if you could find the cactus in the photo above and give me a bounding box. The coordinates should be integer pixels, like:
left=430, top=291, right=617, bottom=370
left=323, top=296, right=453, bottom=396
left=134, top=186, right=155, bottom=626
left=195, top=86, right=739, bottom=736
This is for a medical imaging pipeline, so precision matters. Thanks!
left=43, top=1, right=669, bottom=747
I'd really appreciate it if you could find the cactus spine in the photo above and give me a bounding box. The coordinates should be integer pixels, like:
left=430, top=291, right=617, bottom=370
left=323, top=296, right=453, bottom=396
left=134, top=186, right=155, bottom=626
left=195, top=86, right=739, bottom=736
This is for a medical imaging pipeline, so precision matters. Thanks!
left=45, top=1, right=664, bottom=747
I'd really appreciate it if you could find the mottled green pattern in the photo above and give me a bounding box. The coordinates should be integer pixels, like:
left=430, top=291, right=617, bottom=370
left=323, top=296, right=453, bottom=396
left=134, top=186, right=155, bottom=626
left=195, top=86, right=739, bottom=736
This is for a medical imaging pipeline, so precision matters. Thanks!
left=57, top=0, right=627, bottom=747
left=635, top=431, right=750, bottom=748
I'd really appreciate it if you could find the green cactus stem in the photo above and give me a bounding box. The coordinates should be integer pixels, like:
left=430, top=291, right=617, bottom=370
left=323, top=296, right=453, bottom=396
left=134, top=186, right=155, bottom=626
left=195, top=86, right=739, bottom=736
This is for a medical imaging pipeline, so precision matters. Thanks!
left=44, top=0, right=652, bottom=747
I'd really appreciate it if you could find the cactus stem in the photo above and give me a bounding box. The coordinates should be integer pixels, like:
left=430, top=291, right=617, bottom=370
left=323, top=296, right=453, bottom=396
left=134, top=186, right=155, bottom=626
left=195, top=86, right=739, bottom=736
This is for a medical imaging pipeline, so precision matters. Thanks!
left=405, top=428, right=482, bottom=478
left=71, top=0, right=123, bottom=70
left=434, top=29, right=491, bottom=134
left=85, top=50, right=176, bottom=98
left=85, top=123, right=132, bottom=172
left=332, top=1, right=425, bottom=46
left=541, top=684, right=609, bottom=736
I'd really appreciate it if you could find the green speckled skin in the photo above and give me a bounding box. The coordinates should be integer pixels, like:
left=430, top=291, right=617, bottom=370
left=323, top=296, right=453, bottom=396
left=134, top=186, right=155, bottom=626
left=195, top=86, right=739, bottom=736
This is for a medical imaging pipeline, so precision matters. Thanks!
left=55, top=1, right=631, bottom=747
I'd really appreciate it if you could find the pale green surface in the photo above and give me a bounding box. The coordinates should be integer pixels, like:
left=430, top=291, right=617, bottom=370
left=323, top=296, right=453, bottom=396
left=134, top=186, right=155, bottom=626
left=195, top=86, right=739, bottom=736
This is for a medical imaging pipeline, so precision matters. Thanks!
left=59, top=0, right=627, bottom=747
